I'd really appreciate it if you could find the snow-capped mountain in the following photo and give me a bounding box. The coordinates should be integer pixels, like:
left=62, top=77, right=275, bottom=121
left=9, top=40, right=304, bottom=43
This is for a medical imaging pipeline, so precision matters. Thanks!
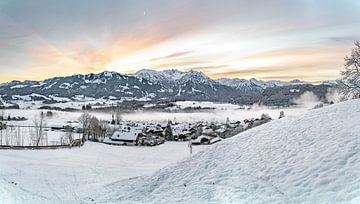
left=0, top=71, right=163, bottom=104
left=0, top=69, right=335, bottom=107
left=216, top=77, right=298, bottom=91
left=135, top=69, right=214, bottom=86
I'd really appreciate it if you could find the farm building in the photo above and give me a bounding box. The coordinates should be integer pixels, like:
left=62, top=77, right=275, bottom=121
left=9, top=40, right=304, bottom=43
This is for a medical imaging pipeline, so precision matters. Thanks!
left=104, top=130, right=141, bottom=146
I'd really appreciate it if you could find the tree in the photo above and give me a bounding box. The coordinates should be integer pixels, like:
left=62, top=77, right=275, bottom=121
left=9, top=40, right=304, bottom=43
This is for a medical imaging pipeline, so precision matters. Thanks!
left=112, top=108, right=122, bottom=125
left=46, top=111, right=53, bottom=118
left=0, top=109, right=4, bottom=120
left=111, top=114, right=116, bottom=125
left=82, top=104, right=92, bottom=110
left=338, top=41, right=360, bottom=99
left=0, top=109, right=4, bottom=145
left=99, top=121, right=110, bottom=140
left=79, top=112, right=91, bottom=141
left=164, top=121, right=174, bottom=141
left=64, top=125, right=74, bottom=145
left=33, top=112, right=46, bottom=146
left=88, top=116, right=99, bottom=141
left=88, top=116, right=108, bottom=142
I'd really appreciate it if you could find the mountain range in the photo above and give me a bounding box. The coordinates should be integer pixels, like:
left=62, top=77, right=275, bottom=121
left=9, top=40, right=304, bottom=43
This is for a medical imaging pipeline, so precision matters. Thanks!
left=0, top=69, right=337, bottom=108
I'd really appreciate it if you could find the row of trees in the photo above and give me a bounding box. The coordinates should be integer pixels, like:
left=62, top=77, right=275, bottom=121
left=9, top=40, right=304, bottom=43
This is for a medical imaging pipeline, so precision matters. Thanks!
left=0, top=113, right=49, bottom=146
left=79, top=112, right=109, bottom=142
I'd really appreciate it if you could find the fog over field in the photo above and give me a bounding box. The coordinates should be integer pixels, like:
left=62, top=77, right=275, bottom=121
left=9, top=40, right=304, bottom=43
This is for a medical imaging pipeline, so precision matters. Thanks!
left=1, top=100, right=313, bottom=124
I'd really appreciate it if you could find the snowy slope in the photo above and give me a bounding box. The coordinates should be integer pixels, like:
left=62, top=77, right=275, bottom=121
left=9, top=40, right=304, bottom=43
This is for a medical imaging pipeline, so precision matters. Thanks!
left=0, top=142, right=208, bottom=204
left=93, top=99, right=360, bottom=203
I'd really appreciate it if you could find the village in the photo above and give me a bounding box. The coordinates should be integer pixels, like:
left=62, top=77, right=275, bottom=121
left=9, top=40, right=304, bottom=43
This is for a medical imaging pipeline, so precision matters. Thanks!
left=0, top=109, right=284, bottom=149
left=103, top=112, right=275, bottom=147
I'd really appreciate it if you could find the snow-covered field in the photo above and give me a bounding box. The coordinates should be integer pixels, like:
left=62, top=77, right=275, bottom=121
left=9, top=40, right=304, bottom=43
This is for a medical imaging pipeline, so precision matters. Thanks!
left=121, top=105, right=306, bottom=123
left=120, top=101, right=314, bottom=123
left=0, top=142, right=208, bottom=203
left=121, top=101, right=310, bottom=123
left=1, top=101, right=309, bottom=124
left=90, top=99, right=360, bottom=203
left=0, top=101, right=308, bottom=146
left=2, top=100, right=356, bottom=203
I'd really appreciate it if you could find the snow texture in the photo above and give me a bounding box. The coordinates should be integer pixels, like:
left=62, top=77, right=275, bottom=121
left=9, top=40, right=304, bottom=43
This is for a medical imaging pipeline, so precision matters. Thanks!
left=0, top=100, right=359, bottom=203
left=92, top=99, right=360, bottom=203
left=0, top=142, right=207, bottom=203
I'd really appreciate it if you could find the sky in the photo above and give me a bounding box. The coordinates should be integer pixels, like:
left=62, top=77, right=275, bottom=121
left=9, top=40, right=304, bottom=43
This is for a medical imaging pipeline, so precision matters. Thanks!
left=0, top=0, right=360, bottom=83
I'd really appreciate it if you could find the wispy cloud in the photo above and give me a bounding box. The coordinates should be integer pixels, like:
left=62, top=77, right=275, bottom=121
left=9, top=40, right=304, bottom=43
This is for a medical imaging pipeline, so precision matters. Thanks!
left=0, top=0, right=360, bottom=82
left=149, top=51, right=193, bottom=62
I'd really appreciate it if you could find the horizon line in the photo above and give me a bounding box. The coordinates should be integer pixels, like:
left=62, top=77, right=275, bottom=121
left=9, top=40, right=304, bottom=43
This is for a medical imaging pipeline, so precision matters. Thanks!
left=0, top=68, right=338, bottom=84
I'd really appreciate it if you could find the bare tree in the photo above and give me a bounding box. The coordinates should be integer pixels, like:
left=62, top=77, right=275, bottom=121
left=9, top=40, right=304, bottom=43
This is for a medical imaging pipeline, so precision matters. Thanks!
left=99, top=120, right=110, bottom=141
left=0, top=109, right=4, bottom=120
left=79, top=112, right=91, bottom=141
left=114, top=109, right=122, bottom=125
left=0, top=109, right=4, bottom=145
left=87, top=116, right=108, bottom=142
left=338, top=41, right=360, bottom=99
left=89, top=116, right=100, bottom=141
left=64, top=125, right=74, bottom=145
left=33, top=112, right=46, bottom=146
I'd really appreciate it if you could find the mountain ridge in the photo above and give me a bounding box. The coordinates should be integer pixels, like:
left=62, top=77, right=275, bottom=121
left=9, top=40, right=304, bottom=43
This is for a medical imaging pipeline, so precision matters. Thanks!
left=0, top=69, right=337, bottom=107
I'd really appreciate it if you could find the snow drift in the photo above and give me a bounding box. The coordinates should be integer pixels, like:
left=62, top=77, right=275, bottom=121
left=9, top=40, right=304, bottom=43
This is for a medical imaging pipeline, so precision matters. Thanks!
left=92, top=99, right=360, bottom=203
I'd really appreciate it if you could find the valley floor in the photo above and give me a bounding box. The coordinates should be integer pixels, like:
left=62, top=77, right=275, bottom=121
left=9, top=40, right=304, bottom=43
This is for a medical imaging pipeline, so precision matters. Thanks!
left=1, top=100, right=359, bottom=203
left=0, top=142, right=207, bottom=203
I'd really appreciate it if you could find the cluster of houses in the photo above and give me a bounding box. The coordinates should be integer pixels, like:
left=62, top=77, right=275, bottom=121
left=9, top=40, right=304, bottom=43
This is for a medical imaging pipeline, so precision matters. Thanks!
left=103, top=123, right=166, bottom=146
left=1, top=110, right=279, bottom=148
left=102, top=113, right=274, bottom=146
left=102, top=122, right=168, bottom=146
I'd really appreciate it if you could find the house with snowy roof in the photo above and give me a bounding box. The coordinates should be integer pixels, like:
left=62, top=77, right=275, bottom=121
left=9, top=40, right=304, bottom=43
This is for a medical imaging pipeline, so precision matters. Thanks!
left=145, top=125, right=164, bottom=136
left=172, top=125, right=193, bottom=141
left=104, top=129, right=141, bottom=146
left=191, top=135, right=222, bottom=145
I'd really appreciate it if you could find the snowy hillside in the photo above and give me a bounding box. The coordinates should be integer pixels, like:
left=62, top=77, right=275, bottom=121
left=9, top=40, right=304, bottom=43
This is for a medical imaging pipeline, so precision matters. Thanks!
left=93, top=99, right=360, bottom=203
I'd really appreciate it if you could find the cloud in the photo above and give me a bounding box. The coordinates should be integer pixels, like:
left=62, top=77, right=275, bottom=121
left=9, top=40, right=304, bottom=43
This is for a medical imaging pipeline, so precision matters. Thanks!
left=149, top=51, right=193, bottom=62
left=150, top=61, right=209, bottom=69
left=190, top=65, right=229, bottom=71
left=292, top=91, right=322, bottom=109
left=325, top=88, right=341, bottom=103
left=1, top=0, right=360, bottom=82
